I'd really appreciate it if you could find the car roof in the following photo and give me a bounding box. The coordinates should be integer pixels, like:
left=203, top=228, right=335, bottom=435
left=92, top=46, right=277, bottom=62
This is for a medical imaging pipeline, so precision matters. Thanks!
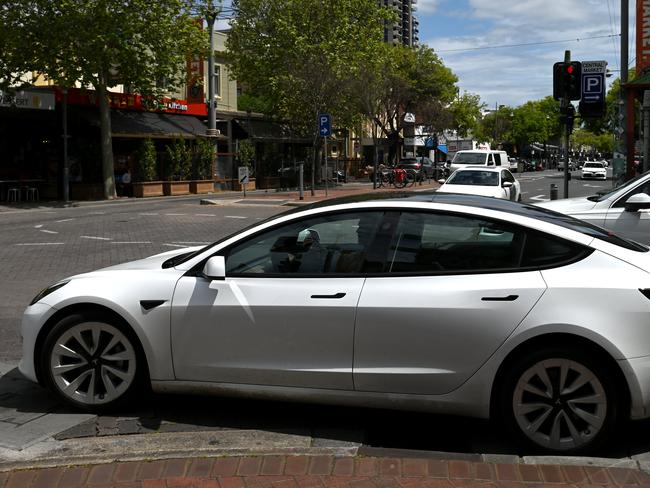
left=451, top=166, right=504, bottom=173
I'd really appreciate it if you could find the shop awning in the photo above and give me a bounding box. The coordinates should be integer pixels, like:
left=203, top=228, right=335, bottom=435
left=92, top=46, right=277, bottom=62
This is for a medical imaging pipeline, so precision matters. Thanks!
left=111, top=110, right=223, bottom=139
left=437, top=144, right=448, bottom=154
left=233, top=118, right=311, bottom=143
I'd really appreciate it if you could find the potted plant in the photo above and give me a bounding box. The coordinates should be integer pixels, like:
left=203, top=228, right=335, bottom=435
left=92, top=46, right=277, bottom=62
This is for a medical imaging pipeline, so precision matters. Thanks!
left=163, top=138, right=191, bottom=196
left=190, top=138, right=215, bottom=194
left=133, top=139, right=163, bottom=197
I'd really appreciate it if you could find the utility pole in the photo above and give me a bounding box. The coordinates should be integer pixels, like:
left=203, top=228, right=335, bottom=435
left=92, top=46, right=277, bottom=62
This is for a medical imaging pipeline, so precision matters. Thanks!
left=561, top=51, right=572, bottom=198
left=205, top=1, right=221, bottom=183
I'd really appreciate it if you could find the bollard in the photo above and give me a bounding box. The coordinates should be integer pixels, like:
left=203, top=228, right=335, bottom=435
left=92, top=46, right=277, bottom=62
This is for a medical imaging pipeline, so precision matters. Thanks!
left=550, top=183, right=558, bottom=200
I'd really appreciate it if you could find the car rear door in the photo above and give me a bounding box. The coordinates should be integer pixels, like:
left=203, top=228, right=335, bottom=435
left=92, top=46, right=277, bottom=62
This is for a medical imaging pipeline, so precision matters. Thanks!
left=353, top=210, right=547, bottom=395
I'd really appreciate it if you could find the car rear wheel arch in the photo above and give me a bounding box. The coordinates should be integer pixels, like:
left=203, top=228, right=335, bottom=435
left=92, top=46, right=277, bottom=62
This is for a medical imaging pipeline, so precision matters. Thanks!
left=34, top=303, right=150, bottom=390
left=490, top=333, right=630, bottom=423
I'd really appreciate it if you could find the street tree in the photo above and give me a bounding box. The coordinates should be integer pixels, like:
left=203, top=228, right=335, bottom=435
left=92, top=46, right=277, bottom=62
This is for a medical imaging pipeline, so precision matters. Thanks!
left=1, top=0, right=206, bottom=199
left=228, top=0, right=389, bottom=191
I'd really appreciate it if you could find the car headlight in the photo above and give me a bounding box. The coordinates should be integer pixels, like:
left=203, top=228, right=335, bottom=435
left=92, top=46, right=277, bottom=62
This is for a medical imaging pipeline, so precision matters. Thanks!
left=30, top=280, right=70, bottom=306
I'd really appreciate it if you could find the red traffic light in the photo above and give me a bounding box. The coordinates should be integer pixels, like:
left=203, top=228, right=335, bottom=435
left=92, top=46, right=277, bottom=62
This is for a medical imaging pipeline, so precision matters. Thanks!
left=567, top=65, right=574, bottom=74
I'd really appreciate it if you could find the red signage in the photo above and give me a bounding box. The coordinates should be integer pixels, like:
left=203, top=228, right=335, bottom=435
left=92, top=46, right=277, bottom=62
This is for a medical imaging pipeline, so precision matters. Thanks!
left=186, top=55, right=205, bottom=104
left=638, top=0, right=650, bottom=75
left=54, top=87, right=207, bottom=116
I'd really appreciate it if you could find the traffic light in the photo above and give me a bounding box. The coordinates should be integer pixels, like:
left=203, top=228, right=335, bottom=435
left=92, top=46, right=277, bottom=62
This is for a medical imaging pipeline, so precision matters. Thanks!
left=553, top=61, right=582, bottom=101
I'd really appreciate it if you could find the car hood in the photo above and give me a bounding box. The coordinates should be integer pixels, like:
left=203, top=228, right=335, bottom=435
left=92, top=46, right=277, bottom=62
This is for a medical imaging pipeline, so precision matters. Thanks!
left=96, top=246, right=203, bottom=272
left=536, top=197, right=599, bottom=213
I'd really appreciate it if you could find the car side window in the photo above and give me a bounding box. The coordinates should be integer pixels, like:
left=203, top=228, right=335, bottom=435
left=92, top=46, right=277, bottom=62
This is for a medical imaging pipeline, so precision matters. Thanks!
left=387, top=212, right=524, bottom=273
left=502, top=170, right=515, bottom=183
left=225, top=211, right=392, bottom=276
left=520, top=231, right=590, bottom=267
left=487, top=154, right=495, bottom=166
left=493, top=153, right=502, bottom=166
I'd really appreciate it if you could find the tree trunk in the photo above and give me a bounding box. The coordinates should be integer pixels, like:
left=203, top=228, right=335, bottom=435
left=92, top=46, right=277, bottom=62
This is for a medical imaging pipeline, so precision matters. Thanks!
left=97, top=79, right=116, bottom=199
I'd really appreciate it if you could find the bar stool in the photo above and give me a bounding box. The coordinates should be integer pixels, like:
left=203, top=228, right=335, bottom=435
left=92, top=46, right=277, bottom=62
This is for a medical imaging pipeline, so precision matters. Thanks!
left=7, top=188, right=20, bottom=203
left=26, top=187, right=39, bottom=202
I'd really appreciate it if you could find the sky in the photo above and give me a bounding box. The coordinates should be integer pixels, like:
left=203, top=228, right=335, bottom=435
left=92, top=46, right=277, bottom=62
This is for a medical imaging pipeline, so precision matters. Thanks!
left=418, top=0, right=632, bottom=108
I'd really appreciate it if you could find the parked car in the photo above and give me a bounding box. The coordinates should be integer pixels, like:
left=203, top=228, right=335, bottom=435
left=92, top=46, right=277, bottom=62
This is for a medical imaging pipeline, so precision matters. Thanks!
left=448, top=150, right=510, bottom=173
left=23, top=192, right=650, bottom=454
left=437, top=166, right=521, bottom=201
left=397, top=157, right=437, bottom=179
left=508, top=157, right=519, bottom=172
left=581, top=161, right=607, bottom=180
left=537, top=170, right=650, bottom=244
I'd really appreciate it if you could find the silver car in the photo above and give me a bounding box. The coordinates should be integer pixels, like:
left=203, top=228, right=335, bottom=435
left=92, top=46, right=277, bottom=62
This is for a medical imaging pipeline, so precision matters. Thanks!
left=20, top=193, right=650, bottom=454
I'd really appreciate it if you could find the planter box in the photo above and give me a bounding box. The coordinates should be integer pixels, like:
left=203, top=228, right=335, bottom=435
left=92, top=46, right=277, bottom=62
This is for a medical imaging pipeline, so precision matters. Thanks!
left=133, top=181, right=164, bottom=198
left=189, top=180, right=214, bottom=194
left=228, top=178, right=256, bottom=191
left=70, top=183, right=104, bottom=200
left=163, top=181, right=191, bottom=196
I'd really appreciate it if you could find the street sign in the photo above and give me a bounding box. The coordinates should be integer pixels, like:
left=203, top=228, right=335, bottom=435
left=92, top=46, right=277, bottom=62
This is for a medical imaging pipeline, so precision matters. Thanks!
left=318, top=113, right=331, bottom=137
left=579, top=60, right=607, bottom=118
left=238, top=166, right=249, bottom=184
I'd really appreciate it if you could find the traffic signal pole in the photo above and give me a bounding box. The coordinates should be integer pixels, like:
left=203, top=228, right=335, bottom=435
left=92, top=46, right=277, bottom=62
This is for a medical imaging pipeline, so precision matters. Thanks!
left=562, top=50, right=571, bottom=199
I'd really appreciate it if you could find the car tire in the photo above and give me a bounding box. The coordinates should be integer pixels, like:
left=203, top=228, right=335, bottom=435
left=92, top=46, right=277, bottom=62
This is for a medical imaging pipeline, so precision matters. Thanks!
left=41, top=311, right=144, bottom=412
left=498, top=346, right=619, bottom=454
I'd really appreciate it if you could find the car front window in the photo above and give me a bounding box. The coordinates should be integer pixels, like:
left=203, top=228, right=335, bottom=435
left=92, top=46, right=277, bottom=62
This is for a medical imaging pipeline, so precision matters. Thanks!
left=447, top=171, right=498, bottom=186
left=452, top=153, right=486, bottom=165
left=224, top=211, right=392, bottom=275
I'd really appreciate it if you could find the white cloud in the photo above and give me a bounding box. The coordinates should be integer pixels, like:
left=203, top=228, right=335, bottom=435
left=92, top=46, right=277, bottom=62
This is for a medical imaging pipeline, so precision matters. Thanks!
left=423, top=0, right=632, bottom=107
left=416, top=0, right=440, bottom=14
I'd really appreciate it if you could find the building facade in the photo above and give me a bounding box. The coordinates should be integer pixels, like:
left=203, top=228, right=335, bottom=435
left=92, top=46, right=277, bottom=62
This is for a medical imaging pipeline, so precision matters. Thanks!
left=380, top=0, right=419, bottom=47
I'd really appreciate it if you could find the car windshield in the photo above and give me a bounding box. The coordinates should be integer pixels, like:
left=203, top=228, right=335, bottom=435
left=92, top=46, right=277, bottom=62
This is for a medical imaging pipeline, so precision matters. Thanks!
left=584, top=163, right=604, bottom=168
left=452, top=153, right=486, bottom=165
left=589, top=172, right=649, bottom=202
left=447, top=170, right=498, bottom=186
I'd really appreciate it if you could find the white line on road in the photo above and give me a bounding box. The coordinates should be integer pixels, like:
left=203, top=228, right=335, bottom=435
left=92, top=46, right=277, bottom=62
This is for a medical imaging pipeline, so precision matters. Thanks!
left=56, top=218, right=76, bottom=223
left=139, top=213, right=159, bottom=216
left=34, top=224, right=43, bottom=228
left=162, top=243, right=187, bottom=248
left=39, top=229, right=59, bottom=234
left=196, top=214, right=216, bottom=217
left=172, top=241, right=210, bottom=245
left=225, top=215, right=248, bottom=219
left=164, top=213, right=187, bottom=216
left=529, top=195, right=549, bottom=202
left=80, top=236, right=112, bottom=241
left=87, top=212, right=105, bottom=215
left=15, top=242, right=65, bottom=246
left=111, top=241, right=153, bottom=244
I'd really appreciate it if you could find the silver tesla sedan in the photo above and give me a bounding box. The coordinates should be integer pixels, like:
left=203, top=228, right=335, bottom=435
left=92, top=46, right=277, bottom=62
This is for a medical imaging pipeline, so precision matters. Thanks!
left=20, top=193, right=650, bottom=454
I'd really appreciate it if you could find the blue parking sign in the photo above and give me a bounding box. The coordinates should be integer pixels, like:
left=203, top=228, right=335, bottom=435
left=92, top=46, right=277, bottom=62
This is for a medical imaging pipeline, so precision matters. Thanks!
left=582, top=74, right=604, bottom=103
left=318, top=114, right=331, bottom=137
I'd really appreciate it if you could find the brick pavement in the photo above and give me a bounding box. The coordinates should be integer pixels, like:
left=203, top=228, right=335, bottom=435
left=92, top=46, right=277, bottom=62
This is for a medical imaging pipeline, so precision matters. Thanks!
left=1, top=455, right=648, bottom=488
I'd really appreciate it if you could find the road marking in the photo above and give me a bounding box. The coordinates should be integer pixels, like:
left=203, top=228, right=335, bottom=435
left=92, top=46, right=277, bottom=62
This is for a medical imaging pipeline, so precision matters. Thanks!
left=111, top=241, right=153, bottom=244
left=39, top=229, right=58, bottom=234
left=196, top=213, right=216, bottom=217
left=164, top=213, right=186, bottom=216
left=225, top=215, right=248, bottom=219
left=56, top=218, right=75, bottom=223
left=34, top=225, right=43, bottom=228
left=172, top=241, right=210, bottom=245
left=88, top=212, right=105, bottom=215
left=139, top=213, right=159, bottom=216
left=15, top=242, right=65, bottom=246
left=529, top=195, right=549, bottom=202
left=80, top=236, right=112, bottom=241
left=162, top=243, right=187, bottom=248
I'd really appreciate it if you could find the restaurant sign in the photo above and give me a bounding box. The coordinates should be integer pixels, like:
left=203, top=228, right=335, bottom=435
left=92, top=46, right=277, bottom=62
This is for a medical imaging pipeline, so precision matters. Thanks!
left=0, top=90, right=55, bottom=110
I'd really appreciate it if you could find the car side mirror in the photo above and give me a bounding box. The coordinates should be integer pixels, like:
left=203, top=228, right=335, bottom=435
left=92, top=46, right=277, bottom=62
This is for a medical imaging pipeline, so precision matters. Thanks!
left=437, top=179, right=446, bottom=184
left=203, top=256, right=226, bottom=280
left=625, top=193, right=650, bottom=212
left=502, top=181, right=513, bottom=188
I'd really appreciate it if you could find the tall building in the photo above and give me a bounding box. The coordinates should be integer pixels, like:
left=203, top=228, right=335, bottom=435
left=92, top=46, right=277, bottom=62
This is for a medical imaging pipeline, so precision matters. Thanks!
left=380, top=0, right=419, bottom=47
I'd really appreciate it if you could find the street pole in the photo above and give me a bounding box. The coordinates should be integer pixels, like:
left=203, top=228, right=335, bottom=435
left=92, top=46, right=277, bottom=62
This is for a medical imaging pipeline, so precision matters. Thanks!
left=621, top=0, right=631, bottom=179
left=643, top=91, right=650, bottom=174
left=206, top=2, right=220, bottom=183
left=324, top=135, right=328, bottom=197
left=62, top=88, right=69, bottom=203
left=561, top=50, right=571, bottom=198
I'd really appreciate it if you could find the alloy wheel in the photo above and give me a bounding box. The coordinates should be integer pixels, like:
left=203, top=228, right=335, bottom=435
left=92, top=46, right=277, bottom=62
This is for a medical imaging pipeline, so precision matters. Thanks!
left=49, top=322, right=136, bottom=405
left=512, top=358, right=607, bottom=451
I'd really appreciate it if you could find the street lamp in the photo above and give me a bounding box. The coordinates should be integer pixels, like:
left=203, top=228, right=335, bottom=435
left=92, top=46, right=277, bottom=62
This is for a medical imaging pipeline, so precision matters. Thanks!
left=205, top=1, right=221, bottom=183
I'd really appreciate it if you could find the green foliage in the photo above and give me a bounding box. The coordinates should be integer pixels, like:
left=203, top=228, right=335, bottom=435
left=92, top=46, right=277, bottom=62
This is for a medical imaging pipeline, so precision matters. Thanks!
left=165, top=139, right=192, bottom=181
left=194, top=138, right=215, bottom=180
left=228, top=0, right=391, bottom=137
left=571, top=129, right=615, bottom=153
left=136, top=139, right=158, bottom=182
left=450, top=92, right=484, bottom=138
left=238, top=139, right=255, bottom=168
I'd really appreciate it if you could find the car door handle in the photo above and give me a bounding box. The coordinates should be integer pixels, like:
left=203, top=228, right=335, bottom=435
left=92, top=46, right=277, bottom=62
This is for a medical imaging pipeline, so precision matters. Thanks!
left=311, top=293, right=346, bottom=299
left=481, top=295, right=519, bottom=301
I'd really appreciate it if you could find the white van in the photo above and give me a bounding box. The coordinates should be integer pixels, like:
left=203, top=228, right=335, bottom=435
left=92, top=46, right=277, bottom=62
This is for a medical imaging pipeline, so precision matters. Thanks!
left=449, top=150, right=510, bottom=173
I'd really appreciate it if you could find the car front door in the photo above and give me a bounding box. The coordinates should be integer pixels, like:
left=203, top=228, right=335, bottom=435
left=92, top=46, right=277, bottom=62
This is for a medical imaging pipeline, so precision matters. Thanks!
left=603, top=180, right=650, bottom=244
left=170, top=210, right=389, bottom=390
left=353, top=211, right=548, bottom=395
